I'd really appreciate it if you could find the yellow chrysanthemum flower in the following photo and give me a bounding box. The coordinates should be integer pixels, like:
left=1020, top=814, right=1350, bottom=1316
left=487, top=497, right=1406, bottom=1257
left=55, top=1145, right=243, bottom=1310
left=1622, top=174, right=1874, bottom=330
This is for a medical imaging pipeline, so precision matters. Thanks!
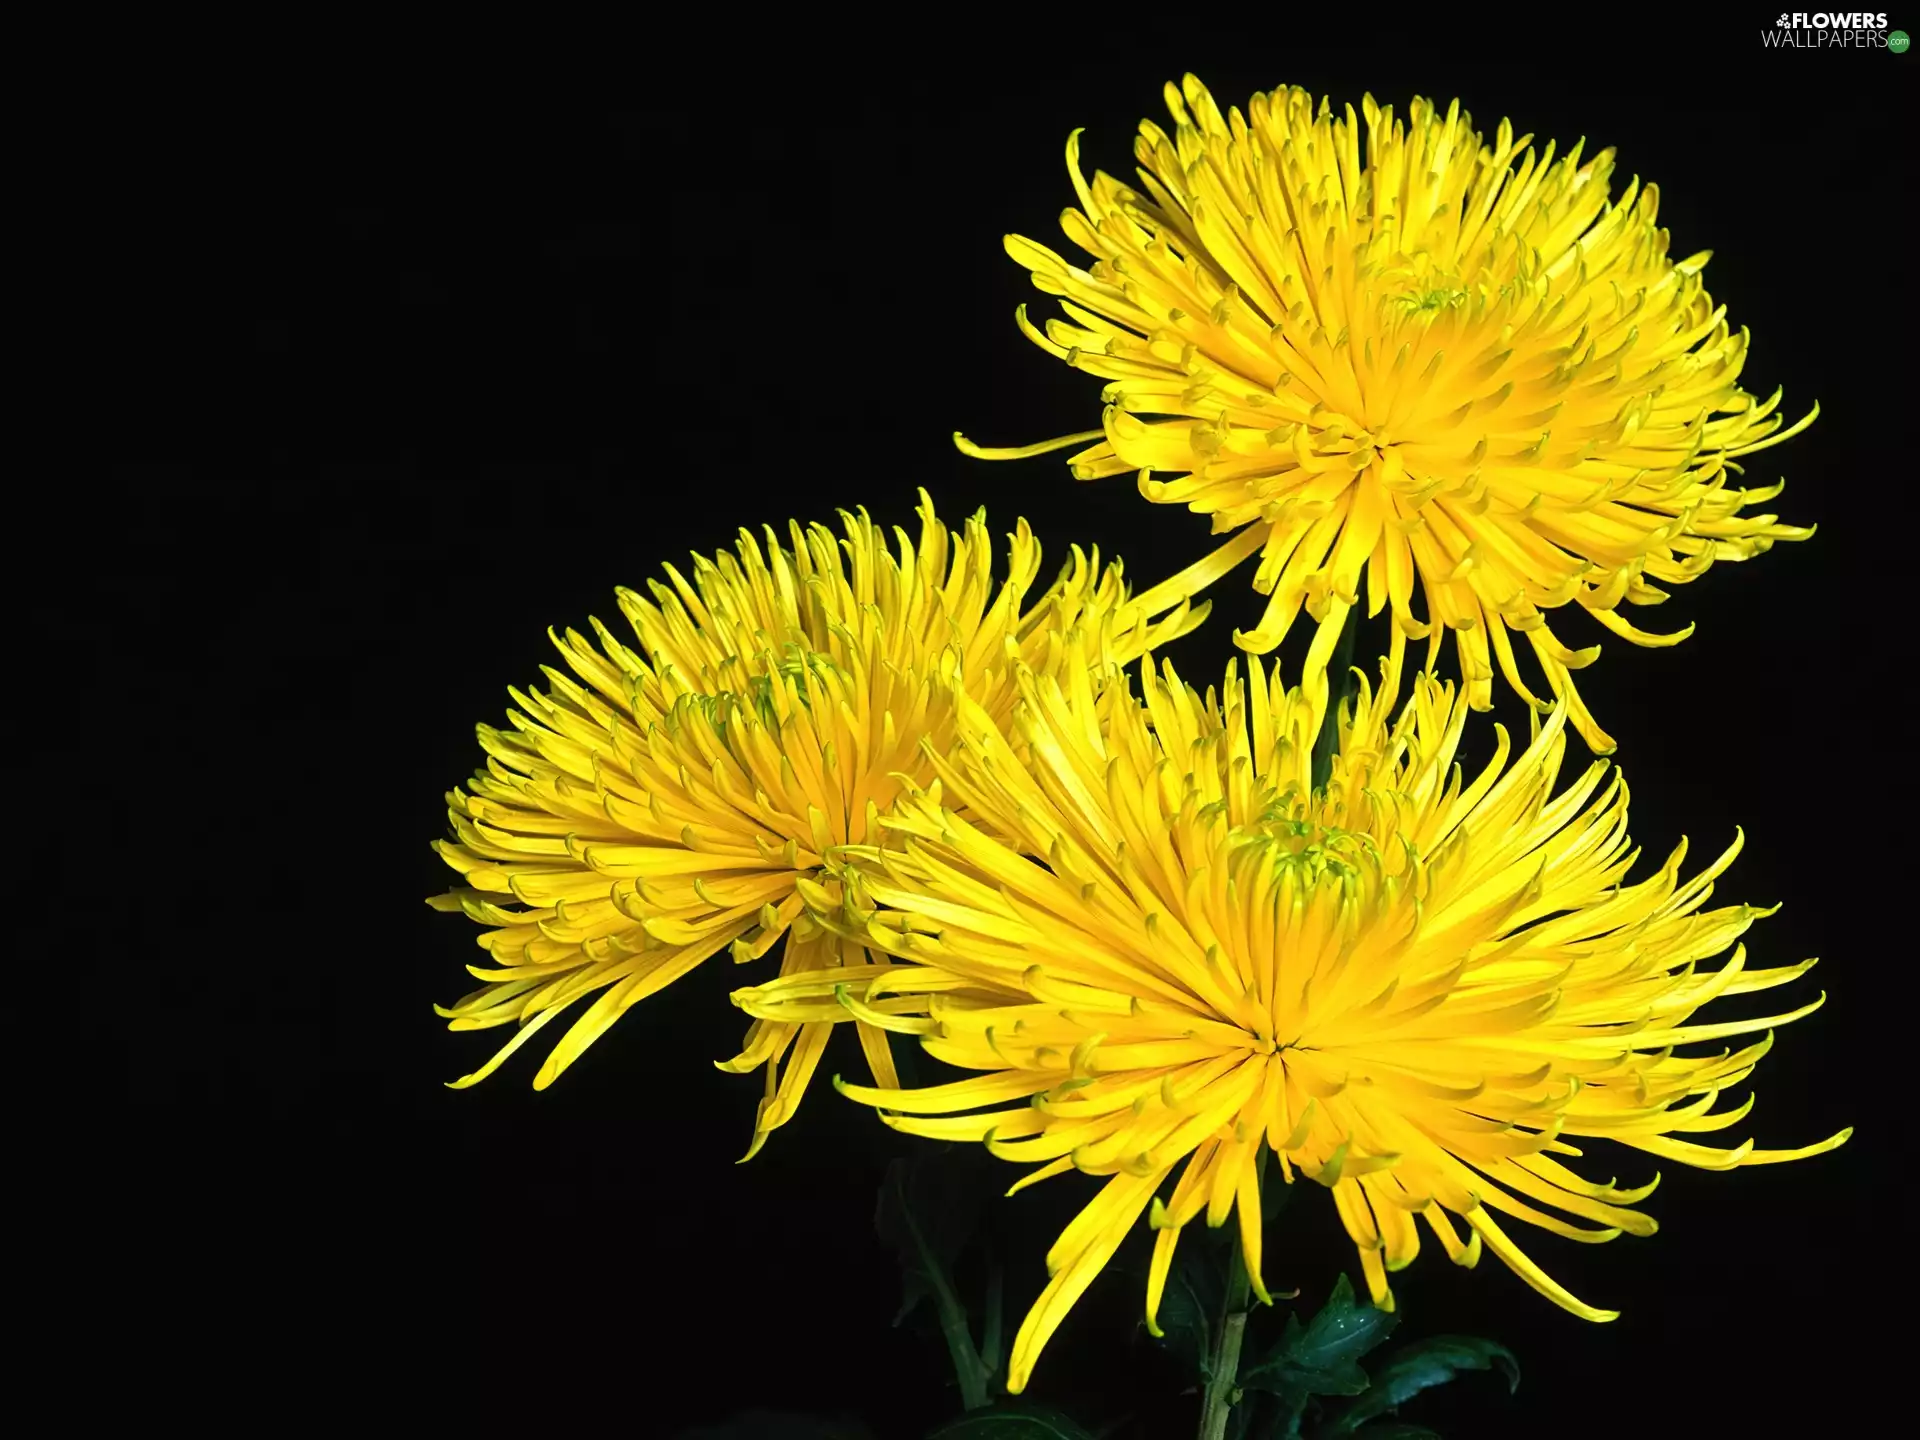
left=822, top=642, right=1847, bottom=1391
left=428, top=491, right=1207, bottom=1157
left=959, top=75, right=1816, bottom=752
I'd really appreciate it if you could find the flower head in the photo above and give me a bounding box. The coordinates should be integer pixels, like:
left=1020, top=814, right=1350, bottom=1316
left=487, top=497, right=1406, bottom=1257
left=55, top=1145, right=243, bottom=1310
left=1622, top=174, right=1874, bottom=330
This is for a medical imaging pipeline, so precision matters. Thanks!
left=828, top=641, right=1847, bottom=1391
left=429, top=491, right=1205, bottom=1157
left=959, top=76, right=1816, bottom=752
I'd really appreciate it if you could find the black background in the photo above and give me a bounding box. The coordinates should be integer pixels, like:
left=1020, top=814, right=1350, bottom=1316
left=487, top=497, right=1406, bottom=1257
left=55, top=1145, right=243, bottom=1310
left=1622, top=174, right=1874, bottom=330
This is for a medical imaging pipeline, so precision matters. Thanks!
left=107, top=24, right=1905, bottom=1439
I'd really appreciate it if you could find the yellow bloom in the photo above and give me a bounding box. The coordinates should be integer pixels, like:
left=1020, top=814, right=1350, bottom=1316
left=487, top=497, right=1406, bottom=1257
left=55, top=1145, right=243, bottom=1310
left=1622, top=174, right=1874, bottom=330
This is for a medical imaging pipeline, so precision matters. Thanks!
left=826, top=641, right=1847, bottom=1391
left=428, top=491, right=1206, bottom=1157
left=959, top=75, right=1815, bottom=752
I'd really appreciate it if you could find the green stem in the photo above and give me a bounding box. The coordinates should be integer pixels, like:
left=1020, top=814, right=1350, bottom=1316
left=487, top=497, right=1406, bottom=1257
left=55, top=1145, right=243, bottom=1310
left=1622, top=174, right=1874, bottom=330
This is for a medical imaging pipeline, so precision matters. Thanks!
left=1198, top=1260, right=1253, bottom=1440
left=1311, top=607, right=1361, bottom=792
left=902, top=1202, right=992, bottom=1409
left=1197, top=1150, right=1271, bottom=1440
left=935, top=1285, right=992, bottom=1411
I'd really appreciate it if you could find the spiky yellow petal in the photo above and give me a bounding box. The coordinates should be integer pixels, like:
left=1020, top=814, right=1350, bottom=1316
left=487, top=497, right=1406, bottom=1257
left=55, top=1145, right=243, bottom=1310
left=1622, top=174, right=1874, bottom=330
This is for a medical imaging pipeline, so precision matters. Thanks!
left=828, top=636, right=1846, bottom=1390
left=966, top=76, right=1815, bottom=753
left=428, top=491, right=1207, bottom=1152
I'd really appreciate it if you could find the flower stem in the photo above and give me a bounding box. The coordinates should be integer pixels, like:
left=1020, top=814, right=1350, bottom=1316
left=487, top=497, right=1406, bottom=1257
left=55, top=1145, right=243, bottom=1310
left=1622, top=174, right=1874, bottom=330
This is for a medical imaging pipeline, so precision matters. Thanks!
left=1198, top=1149, right=1271, bottom=1440
left=935, top=1283, right=993, bottom=1411
left=1198, top=1260, right=1253, bottom=1440
left=921, top=1233, right=992, bottom=1409
left=896, top=1182, right=992, bottom=1409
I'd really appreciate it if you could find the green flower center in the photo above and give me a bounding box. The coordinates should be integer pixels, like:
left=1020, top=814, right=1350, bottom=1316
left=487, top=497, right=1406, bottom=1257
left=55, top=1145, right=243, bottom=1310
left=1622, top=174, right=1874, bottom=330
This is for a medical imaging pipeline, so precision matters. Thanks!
left=1226, top=816, right=1363, bottom=883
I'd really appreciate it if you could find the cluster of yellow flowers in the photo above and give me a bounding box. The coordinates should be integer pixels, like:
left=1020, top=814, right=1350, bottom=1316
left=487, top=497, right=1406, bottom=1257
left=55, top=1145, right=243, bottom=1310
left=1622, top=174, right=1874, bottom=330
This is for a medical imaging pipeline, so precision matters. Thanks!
left=426, top=77, right=1845, bottom=1396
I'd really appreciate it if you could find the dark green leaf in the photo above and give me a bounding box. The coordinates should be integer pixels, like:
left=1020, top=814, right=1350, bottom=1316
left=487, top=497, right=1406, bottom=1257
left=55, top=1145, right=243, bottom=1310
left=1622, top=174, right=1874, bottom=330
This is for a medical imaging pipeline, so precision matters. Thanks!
left=1349, top=1425, right=1442, bottom=1439
left=925, top=1399, right=1096, bottom=1439
left=1268, top=1357, right=1372, bottom=1398
left=876, top=1149, right=983, bottom=1326
left=674, top=1411, right=876, bottom=1440
left=1288, top=1276, right=1403, bottom=1370
left=1322, top=1336, right=1518, bottom=1434
left=1239, top=1274, right=1399, bottom=1401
